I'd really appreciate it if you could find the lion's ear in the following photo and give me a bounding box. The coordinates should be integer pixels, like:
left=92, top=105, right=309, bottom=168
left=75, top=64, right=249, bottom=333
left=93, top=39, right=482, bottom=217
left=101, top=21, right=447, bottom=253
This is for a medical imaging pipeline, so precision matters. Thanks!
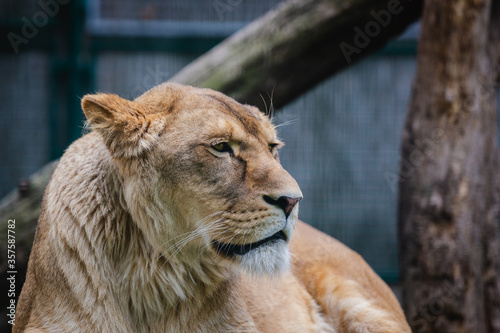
left=82, top=93, right=164, bottom=158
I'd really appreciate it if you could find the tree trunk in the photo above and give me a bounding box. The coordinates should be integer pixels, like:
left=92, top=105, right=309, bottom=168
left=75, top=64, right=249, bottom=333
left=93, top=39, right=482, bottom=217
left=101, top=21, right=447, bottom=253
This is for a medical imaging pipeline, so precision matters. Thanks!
left=398, top=0, right=500, bottom=332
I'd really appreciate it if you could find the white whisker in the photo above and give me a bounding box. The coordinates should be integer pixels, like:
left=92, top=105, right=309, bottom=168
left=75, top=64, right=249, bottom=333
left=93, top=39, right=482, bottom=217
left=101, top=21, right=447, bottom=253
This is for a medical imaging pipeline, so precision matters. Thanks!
left=154, top=211, right=225, bottom=262
left=274, top=118, right=297, bottom=129
left=290, top=252, right=303, bottom=265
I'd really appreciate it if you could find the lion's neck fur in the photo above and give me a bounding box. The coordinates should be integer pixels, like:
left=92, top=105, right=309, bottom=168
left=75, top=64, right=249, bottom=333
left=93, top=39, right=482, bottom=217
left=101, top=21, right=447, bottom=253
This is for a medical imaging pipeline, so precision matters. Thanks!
left=43, top=133, right=252, bottom=332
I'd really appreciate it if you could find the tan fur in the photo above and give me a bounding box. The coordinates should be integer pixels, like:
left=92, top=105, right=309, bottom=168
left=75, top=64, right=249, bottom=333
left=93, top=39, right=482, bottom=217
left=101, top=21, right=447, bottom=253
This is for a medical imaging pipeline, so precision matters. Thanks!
left=15, top=82, right=410, bottom=332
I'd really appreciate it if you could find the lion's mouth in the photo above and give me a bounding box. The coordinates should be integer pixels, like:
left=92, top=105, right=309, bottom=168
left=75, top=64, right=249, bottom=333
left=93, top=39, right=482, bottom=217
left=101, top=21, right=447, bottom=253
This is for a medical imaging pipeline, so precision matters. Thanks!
left=212, top=230, right=287, bottom=257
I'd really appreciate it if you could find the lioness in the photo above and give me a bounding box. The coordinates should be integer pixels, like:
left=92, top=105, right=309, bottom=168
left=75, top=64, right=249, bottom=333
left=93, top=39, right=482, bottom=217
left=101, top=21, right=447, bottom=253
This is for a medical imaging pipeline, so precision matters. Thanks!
left=15, top=83, right=410, bottom=332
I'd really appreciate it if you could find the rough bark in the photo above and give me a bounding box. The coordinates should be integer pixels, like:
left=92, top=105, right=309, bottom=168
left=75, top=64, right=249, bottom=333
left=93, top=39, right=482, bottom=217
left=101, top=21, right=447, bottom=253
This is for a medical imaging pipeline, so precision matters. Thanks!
left=398, top=0, right=500, bottom=332
left=172, top=0, right=422, bottom=109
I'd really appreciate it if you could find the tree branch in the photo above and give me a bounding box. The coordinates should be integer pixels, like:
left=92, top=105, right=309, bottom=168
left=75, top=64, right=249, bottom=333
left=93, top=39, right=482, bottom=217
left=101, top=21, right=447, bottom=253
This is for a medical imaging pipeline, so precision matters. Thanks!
left=172, top=0, right=422, bottom=109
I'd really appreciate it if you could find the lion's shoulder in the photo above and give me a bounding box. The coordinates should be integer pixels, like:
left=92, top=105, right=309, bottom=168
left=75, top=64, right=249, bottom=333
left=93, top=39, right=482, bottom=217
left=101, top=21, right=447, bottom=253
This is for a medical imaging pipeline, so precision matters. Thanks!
left=289, top=221, right=410, bottom=332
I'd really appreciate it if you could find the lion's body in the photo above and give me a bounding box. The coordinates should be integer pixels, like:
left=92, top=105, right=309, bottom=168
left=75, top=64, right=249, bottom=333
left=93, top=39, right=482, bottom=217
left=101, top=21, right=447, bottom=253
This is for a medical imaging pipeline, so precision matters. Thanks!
left=15, top=83, right=410, bottom=332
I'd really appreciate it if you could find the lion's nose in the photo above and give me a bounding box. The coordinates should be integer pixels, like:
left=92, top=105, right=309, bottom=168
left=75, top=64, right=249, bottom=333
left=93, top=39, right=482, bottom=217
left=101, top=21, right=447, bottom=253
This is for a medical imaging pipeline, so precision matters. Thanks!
left=263, top=195, right=302, bottom=218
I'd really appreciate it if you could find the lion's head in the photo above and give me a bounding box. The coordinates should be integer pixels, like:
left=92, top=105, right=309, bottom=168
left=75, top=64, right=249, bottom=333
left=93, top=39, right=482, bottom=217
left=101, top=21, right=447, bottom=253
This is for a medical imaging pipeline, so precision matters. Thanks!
left=82, top=82, right=302, bottom=276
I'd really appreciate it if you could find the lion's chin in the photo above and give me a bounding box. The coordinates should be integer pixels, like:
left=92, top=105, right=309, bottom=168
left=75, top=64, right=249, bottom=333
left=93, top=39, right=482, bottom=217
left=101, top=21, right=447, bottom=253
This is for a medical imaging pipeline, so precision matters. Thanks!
left=237, top=240, right=291, bottom=277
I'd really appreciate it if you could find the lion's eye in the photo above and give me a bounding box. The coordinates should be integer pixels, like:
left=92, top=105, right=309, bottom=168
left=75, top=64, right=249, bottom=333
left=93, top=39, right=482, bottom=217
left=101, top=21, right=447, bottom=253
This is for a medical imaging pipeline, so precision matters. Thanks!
left=269, top=143, right=279, bottom=153
left=211, top=142, right=233, bottom=155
